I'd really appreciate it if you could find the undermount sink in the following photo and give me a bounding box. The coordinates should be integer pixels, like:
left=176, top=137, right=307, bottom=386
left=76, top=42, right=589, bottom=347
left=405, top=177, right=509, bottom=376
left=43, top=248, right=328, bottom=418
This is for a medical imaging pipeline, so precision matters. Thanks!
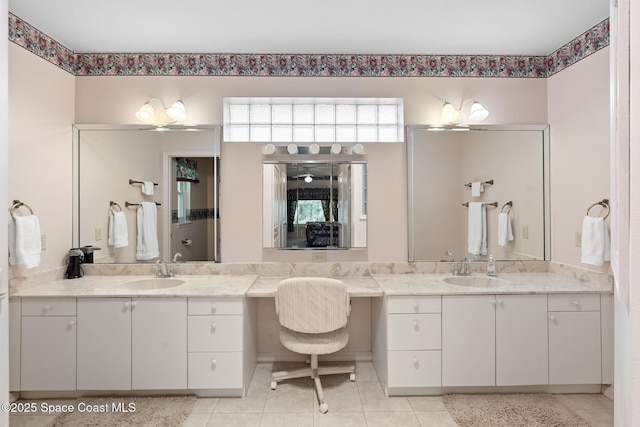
left=442, top=276, right=508, bottom=287
left=119, top=278, right=186, bottom=291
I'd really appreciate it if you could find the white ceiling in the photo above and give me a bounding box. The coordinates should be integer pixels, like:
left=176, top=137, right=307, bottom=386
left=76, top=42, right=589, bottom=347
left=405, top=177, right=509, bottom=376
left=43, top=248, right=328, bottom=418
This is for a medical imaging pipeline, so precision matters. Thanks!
left=9, top=0, right=609, bottom=56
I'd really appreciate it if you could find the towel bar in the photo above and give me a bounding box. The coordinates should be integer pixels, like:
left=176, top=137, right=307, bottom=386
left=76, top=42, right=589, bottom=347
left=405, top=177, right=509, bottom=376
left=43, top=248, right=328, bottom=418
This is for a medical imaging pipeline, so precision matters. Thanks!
left=125, top=201, right=161, bottom=207
left=586, top=199, right=610, bottom=219
left=109, top=201, right=123, bottom=213
left=462, top=202, right=497, bottom=207
left=464, top=179, right=493, bottom=188
left=129, top=179, right=158, bottom=186
left=10, top=200, right=34, bottom=218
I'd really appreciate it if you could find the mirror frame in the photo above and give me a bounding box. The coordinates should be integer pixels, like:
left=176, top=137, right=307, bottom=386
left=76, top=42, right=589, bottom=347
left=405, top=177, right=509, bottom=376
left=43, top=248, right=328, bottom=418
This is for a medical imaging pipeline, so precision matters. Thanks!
left=72, top=124, right=222, bottom=263
left=406, top=124, right=551, bottom=262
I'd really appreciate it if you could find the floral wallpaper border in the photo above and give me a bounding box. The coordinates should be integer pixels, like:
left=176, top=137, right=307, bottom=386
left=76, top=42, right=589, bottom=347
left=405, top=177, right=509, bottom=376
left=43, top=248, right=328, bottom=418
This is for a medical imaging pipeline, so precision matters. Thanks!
left=9, top=13, right=608, bottom=78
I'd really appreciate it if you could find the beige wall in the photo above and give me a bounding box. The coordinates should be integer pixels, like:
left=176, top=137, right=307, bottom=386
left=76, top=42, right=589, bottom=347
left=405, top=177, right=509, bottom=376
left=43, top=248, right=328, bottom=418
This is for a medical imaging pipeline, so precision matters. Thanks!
left=7, top=44, right=610, bottom=268
left=8, top=44, right=75, bottom=278
left=74, top=76, right=548, bottom=262
left=548, top=47, right=611, bottom=272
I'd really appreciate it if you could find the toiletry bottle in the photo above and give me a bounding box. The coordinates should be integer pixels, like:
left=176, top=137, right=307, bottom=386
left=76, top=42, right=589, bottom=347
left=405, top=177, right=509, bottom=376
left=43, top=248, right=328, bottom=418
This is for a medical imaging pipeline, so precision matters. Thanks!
left=486, top=255, right=496, bottom=276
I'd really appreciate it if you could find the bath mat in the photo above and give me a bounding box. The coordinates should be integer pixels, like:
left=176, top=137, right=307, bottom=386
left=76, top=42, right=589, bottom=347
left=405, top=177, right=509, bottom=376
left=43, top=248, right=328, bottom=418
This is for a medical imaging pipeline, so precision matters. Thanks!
left=442, top=393, right=590, bottom=427
left=51, top=395, right=196, bottom=427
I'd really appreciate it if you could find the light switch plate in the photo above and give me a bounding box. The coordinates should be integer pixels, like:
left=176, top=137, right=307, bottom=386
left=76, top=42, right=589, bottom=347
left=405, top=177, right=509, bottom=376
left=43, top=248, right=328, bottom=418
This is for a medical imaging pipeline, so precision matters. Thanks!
left=522, top=226, right=529, bottom=239
left=95, top=227, right=102, bottom=241
left=312, top=252, right=327, bottom=262
left=40, top=234, right=47, bottom=250
left=575, top=231, right=582, bottom=247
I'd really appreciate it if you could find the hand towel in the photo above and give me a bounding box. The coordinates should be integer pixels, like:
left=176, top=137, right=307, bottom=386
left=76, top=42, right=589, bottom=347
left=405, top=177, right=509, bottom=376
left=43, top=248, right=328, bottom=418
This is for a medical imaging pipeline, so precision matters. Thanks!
left=581, top=216, right=611, bottom=266
left=108, top=211, right=129, bottom=248
left=141, top=181, right=155, bottom=196
left=8, top=215, right=42, bottom=269
left=471, top=182, right=484, bottom=197
left=136, top=202, right=159, bottom=260
left=468, top=202, right=487, bottom=256
left=497, top=212, right=514, bottom=246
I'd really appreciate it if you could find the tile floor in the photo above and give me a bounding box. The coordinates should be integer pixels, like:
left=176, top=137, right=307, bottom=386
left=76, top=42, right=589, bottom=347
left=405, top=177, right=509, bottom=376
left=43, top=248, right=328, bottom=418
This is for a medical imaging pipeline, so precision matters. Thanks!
left=10, top=362, right=614, bottom=427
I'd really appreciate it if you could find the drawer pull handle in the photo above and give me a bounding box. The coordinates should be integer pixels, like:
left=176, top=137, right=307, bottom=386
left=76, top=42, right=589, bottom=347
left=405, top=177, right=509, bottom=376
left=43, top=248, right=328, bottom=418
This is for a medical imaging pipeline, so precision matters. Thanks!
left=211, top=322, right=217, bottom=331
left=124, top=302, right=131, bottom=308
left=68, top=320, right=76, bottom=326
left=572, top=300, right=580, bottom=306
left=412, top=320, right=419, bottom=330
left=211, top=359, right=217, bottom=368
left=490, top=300, right=497, bottom=306
left=130, top=301, right=137, bottom=308
left=413, top=357, right=419, bottom=368
left=549, top=314, right=557, bottom=321
left=211, top=305, right=217, bottom=314
left=413, top=302, right=419, bottom=312
left=496, top=299, right=503, bottom=305
left=43, top=304, right=51, bottom=311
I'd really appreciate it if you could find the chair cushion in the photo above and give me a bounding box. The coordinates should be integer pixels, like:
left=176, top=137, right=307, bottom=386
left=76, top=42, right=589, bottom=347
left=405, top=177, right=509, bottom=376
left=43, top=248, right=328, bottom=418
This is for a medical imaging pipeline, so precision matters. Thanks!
left=279, top=326, right=349, bottom=355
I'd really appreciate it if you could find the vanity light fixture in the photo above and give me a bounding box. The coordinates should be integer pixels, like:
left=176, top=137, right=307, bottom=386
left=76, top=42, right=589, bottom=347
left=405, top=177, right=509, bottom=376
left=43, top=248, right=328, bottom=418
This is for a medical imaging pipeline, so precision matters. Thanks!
left=352, top=143, right=366, bottom=155
left=330, top=143, right=342, bottom=155
left=135, top=98, right=187, bottom=124
left=441, top=98, right=489, bottom=125
left=263, top=144, right=277, bottom=155
left=309, top=143, right=320, bottom=155
left=287, top=143, right=299, bottom=154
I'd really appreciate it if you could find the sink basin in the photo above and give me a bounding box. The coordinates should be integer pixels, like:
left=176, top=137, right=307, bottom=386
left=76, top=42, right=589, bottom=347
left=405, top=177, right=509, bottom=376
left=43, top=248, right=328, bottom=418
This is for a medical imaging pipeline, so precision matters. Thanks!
left=442, top=276, right=508, bottom=287
left=119, top=278, right=186, bottom=291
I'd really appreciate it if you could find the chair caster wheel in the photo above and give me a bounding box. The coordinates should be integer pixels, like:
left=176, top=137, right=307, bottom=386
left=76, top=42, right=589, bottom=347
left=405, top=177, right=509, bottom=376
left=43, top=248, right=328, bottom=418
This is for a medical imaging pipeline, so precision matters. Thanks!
left=270, top=380, right=277, bottom=390
left=319, top=403, right=329, bottom=413
left=350, top=373, right=356, bottom=382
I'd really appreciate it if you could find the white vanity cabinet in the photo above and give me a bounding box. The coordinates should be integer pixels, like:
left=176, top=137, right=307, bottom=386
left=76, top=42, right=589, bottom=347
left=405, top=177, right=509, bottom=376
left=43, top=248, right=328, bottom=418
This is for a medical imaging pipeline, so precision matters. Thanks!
left=548, top=293, right=602, bottom=385
left=187, top=297, right=244, bottom=391
left=77, top=298, right=133, bottom=390
left=20, top=298, right=77, bottom=390
left=131, top=298, right=187, bottom=390
left=442, top=294, right=548, bottom=387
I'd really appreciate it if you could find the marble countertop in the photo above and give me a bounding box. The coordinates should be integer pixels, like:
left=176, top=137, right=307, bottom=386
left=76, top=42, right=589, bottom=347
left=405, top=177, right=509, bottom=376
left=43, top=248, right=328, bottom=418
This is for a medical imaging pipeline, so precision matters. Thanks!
left=10, top=272, right=613, bottom=299
left=372, top=272, right=613, bottom=295
left=10, top=275, right=259, bottom=298
left=247, top=277, right=384, bottom=297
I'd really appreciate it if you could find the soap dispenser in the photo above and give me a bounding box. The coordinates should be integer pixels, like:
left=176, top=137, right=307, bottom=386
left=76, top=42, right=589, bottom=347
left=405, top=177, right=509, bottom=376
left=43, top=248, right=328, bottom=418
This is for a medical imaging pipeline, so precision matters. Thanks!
left=486, top=255, right=497, bottom=277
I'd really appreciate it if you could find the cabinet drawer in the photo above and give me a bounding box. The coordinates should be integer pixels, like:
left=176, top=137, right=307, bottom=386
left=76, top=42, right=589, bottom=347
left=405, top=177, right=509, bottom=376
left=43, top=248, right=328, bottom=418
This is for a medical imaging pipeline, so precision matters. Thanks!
left=387, top=296, right=441, bottom=314
left=388, top=350, right=441, bottom=388
left=22, top=298, right=76, bottom=316
left=188, top=298, right=243, bottom=315
left=188, top=316, right=243, bottom=352
left=388, top=313, right=441, bottom=350
left=188, top=352, right=243, bottom=389
left=548, top=294, right=600, bottom=312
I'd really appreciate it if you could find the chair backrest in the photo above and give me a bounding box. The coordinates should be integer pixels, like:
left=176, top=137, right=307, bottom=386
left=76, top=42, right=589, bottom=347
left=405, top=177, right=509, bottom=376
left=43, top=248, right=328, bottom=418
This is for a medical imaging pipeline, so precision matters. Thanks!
left=275, top=277, right=350, bottom=334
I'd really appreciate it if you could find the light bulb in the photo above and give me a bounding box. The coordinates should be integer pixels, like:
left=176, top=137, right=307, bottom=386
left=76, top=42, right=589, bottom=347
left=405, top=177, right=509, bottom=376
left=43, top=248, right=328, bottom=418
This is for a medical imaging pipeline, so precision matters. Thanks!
left=309, top=143, right=320, bottom=154
left=468, top=101, right=489, bottom=122
left=166, top=100, right=187, bottom=122
left=287, top=144, right=298, bottom=154
left=304, top=175, right=313, bottom=183
left=352, top=143, right=366, bottom=155
left=330, top=143, right=342, bottom=155
left=441, top=101, right=461, bottom=124
left=263, top=144, right=277, bottom=155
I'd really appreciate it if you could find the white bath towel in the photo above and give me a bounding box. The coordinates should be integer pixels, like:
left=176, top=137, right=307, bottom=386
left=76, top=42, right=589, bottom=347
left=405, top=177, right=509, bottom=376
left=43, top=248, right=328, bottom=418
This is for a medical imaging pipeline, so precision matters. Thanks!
left=581, top=216, right=611, bottom=266
left=141, top=181, right=155, bottom=196
left=136, top=202, right=159, bottom=260
left=8, top=215, right=42, bottom=269
left=468, top=202, right=487, bottom=256
left=108, top=211, right=129, bottom=248
left=471, top=182, right=484, bottom=197
left=497, top=212, right=514, bottom=246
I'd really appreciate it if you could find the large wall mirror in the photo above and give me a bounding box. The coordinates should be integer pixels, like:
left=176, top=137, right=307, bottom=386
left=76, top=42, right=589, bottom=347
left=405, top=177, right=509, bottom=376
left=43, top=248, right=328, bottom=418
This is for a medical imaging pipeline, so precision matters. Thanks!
left=407, top=125, right=550, bottom=262
left=263, top=159, right=367, bottom=250
left=72, top=125, right=221, bottom=263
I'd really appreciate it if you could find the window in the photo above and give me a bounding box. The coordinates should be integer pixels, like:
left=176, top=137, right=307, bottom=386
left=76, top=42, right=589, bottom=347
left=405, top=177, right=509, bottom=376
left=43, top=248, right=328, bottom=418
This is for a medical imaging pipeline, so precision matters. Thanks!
left=176, top=181, right=191, bottom=221
left=224, top=97, right=404, bottom=143
left=295, top=200, right=326, bottom=224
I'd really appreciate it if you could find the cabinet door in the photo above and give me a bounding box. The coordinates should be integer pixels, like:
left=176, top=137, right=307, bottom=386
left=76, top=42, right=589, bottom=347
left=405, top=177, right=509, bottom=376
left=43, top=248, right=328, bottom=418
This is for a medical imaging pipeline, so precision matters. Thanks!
left=496, top=295, right=548, bottom=386
left=21, top=316, right=76, bottom=390
left=9, top=299, right=21, bottom=391
left=442, top=295, right=495, bottom=387
left=388, top=351, right=441, bottom=388
left=549, top=311, right=601, bottom=384
left=188, top=352, right=243, bottom=389
left=132, top=298, right=187, bottom=389
left=77, top=298, right=132, bottom=390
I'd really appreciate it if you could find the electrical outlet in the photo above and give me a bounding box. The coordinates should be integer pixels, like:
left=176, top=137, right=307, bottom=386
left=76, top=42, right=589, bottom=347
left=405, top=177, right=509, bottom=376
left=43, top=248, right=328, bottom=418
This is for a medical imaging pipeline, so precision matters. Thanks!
left=575, top=231, right=582, bottom=247
left=95, top=227, right=102, bottom=241
left=312, top=252, right=327, bottom=262
left=522, top=226, right=529, bottom=239
left=40, top=234, right=47, bottom=250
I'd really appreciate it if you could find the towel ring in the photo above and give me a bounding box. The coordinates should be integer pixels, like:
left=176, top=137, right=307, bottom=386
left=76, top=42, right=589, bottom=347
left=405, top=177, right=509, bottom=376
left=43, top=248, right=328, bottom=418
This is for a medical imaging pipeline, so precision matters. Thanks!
left=109, top=201, right=122, bottom=213
left=586, top=199, right=610, bottom=220
left=501, top=201, right=513, bottom=214
left=9, top=200, right=34, bottom=219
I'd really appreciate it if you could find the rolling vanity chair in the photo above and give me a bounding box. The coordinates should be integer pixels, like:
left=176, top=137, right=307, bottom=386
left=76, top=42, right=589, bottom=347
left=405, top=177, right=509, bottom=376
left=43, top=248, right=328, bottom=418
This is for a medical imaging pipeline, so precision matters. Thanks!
left=270, top=277, right=356, bottom=413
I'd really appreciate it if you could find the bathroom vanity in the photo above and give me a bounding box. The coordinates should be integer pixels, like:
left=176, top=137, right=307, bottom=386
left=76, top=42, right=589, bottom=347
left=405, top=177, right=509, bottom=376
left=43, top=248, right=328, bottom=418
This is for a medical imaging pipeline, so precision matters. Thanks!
left=9, top=268, right=613, bottom=398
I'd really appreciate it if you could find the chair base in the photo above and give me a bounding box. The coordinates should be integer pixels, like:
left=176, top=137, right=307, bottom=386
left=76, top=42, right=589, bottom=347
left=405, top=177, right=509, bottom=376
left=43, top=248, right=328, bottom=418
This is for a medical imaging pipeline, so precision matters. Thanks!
left=270, top=355, right=356, bottom=413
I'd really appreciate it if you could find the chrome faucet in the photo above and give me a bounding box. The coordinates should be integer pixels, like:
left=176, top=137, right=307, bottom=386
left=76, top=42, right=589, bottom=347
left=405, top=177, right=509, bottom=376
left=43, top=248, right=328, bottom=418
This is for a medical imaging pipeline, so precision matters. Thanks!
left=156, top=260, right=174, bottom=278
left=172, top=252, right=183, bottom=263
left=451, top=257, right=472, bottom=276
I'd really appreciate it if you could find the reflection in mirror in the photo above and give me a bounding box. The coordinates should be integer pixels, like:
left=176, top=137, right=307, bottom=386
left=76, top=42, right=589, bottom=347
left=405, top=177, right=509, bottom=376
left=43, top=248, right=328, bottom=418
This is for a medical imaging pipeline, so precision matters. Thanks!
left=407, top=125, right=550, bottom=262
left=73, top=125, right=221, bottom=263
left=263, top=162, right=367, bottom=249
